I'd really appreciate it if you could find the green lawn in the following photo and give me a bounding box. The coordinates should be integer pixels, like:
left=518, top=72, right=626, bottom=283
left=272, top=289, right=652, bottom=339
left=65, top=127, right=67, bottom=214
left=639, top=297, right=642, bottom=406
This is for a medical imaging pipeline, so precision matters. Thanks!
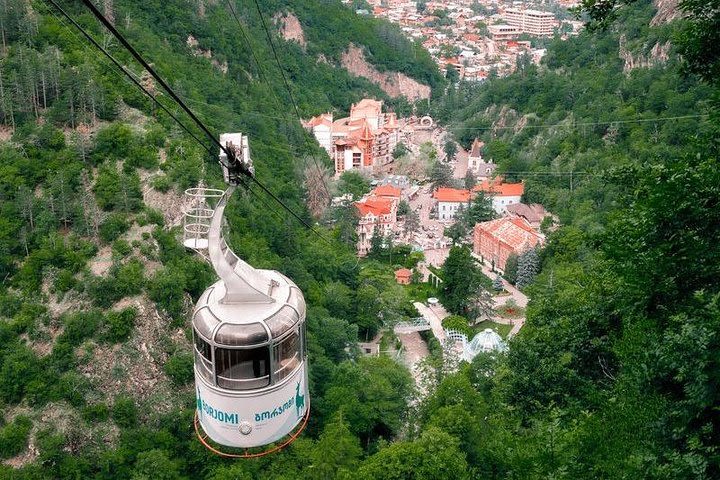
left=404, top=282, right=439, bottom=303
left=473, top=320, right=513, bottom=339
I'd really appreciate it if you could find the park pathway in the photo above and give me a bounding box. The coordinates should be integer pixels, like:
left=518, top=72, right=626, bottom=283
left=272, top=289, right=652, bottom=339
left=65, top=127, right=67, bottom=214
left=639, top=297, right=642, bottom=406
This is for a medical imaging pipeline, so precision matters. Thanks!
left=472, top=252, right=528, bottom=336
left=413, top=301, right=449, bottom=342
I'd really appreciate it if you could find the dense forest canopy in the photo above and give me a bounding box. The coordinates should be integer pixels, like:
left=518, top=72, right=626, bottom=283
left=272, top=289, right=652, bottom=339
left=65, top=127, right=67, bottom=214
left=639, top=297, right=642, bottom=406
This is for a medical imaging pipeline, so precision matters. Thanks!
left=0, top=0, right=719, bottom=478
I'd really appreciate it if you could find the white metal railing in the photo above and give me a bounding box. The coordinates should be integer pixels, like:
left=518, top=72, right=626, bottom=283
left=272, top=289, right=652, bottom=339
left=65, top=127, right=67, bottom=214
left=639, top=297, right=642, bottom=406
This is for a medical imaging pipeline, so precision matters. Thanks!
left=182, top=187, right=225, bottom=253
left=394, top=317, right=432, bottom=333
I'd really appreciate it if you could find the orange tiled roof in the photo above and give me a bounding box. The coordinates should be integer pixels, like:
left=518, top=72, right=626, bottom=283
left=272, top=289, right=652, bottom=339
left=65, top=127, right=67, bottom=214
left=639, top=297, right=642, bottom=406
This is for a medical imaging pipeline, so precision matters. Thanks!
left=433, top=187, right=471, bottom=203
left=356, top=197, right=393, bottom=217
left=395, top=268, right=412, bottom=278
left=474, top=217, right=543, bottom=251
left=473, top=180, right=524, bottom=197
left=304, top=113, right=332, bottom=128
left=373, top=185, right=401, bottom=198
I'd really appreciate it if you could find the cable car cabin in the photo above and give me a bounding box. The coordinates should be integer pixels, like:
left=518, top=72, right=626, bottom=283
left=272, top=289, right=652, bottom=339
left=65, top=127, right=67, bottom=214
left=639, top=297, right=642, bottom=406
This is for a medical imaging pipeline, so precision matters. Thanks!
left=188, top=179, right=308, bottom=451
left=192, top=273, right=308, bottom=449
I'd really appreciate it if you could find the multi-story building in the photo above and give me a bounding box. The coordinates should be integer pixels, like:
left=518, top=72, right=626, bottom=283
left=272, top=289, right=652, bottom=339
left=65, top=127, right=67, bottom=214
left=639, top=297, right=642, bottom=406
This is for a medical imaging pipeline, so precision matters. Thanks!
left=488, top=24, right=522, bottom=41
left=433, top=187, right=472, bottom=221
left=473, top=217, right=544, bottom=271
left=303, top=99, right=399, bottom=175
left=355, top=195, right=398, bottom=256
left=504, top=8, right=557, bottom=37
left=472, top=179, right=524, bottom=214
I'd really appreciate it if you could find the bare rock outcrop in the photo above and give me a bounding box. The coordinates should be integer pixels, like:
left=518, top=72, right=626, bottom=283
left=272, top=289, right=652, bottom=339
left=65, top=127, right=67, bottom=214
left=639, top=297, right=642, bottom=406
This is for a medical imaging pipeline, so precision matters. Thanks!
left=651, top=0, right=682, bottom=26
left=619, top=34, right=671, bottom=72
left=186, top=35, right=228, bottom=74
left=274, top=12, right=306, bottom=47
left=341, top=44, right=431, bottom=101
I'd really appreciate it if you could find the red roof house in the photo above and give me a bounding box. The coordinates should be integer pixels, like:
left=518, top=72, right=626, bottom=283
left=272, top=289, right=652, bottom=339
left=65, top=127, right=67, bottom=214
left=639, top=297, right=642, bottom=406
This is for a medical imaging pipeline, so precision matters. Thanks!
left=394, top=268, right=412, bottom=285
left=473, top=217, right=544, bottom=270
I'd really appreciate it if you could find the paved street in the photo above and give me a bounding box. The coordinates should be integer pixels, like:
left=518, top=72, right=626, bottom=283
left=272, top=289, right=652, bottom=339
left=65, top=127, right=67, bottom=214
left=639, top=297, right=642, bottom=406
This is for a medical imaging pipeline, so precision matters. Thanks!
left=413, top=301, right=449, bottom=342
left=453, top=146, right=469, bottom=179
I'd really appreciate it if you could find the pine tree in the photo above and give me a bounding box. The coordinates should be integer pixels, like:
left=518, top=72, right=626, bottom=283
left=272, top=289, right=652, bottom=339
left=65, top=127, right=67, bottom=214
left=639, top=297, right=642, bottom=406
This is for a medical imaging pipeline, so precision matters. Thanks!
left=504, top=253, right=519, bottom=284
left=516, top=248, right=540, bottom=289
left=492, top=274, right=504, bottom=291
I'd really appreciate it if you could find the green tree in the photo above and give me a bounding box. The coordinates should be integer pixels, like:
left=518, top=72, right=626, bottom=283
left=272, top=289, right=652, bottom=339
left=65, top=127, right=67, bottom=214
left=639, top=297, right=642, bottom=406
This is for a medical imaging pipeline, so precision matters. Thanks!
left=397, top=200, right=411, bottom=216
left=429, top=160, right=454, bottom=190
left=463, top=170, right=476, bottom=190
left=504, top=253, right=519, bottom=284
left=392, top=142, right=408, bottom=159
left=356, top=428, right=469, bottom=480
left=444, top=222, right=468, bottom=245
left=492, top=274, right=504, bottom=291
left=441, top=245, right=482, bottom=315
left=442, top=315, right=472, bottom=336
left=516, top=248, right=540, bottom=289
left=310, top=413, right=363, bottom=477
left=337, top=170, right=370, bottom=199
left=322, top=356, right=413, bottom=445
left=444, top=140, right=457, bottom=161
left=460, top=191, right=495, bottom=229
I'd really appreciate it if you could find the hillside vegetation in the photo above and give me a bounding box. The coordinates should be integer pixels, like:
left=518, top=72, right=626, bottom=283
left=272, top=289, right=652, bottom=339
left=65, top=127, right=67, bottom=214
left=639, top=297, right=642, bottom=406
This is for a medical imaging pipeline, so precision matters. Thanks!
left=0, top=0, right=719, bottom=478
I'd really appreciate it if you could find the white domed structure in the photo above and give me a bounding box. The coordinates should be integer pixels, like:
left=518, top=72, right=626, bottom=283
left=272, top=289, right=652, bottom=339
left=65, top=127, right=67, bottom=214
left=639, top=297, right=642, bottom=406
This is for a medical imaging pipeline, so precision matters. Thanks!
left=462, top=328, right=507, bottom=362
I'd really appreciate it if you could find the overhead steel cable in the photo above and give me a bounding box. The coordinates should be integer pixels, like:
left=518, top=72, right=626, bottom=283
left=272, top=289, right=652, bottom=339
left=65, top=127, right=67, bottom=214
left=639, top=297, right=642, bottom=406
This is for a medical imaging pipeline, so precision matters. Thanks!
left=449, top=114, right=709, bottom=131
left=224, top=0, right=283, bottom=111
left=251, top=0, right=302, bottom=120
left=45, top=0, right=215, bottom=156
left=74, top=0, right=331, bottom=244
left=80, top=0, right=226, bottom=155
left=250, top=0, right=333, bottom=202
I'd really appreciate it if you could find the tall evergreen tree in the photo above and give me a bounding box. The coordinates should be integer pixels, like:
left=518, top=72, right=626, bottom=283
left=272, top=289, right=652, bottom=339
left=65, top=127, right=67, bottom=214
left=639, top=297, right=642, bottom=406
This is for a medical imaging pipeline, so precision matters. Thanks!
left=516, top=248, right=540, bottom=289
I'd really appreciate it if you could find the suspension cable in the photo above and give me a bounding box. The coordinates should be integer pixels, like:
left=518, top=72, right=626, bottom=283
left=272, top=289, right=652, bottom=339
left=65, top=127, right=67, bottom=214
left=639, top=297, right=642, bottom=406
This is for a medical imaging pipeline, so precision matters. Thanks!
left=45, top=0, right=214, bottom=156
left=74, top=0, right=331, bottom=243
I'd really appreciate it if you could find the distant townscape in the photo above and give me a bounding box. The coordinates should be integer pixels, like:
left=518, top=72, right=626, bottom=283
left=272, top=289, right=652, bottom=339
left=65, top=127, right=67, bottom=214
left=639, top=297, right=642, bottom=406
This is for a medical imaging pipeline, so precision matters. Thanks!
left=346, top=0, right=584, bottom=79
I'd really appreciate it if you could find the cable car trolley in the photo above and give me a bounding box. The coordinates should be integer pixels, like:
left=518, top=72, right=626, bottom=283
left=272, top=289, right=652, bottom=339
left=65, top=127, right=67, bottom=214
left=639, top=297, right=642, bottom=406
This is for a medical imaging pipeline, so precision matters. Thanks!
left=185, top=134, right=309, bottom=457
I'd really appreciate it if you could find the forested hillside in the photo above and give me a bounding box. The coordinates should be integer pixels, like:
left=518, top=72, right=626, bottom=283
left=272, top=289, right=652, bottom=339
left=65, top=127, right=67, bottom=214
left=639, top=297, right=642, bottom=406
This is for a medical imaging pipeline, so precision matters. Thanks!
left=433, top=0, right=720, bottom=477
left=1, top=0, right=719, bottom=478
left=0, top=0, right=441, bottom=478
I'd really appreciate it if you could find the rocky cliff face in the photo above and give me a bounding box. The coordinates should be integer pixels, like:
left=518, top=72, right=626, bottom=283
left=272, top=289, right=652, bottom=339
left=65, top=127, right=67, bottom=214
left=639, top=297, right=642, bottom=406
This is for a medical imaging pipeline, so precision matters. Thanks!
left=341, top=44, right=431, bottom=101
left=651, top=0, right=682, bottom=26
left=275, top=12, right=306, bottom=47
left=619, top=35, right=671, bottom=72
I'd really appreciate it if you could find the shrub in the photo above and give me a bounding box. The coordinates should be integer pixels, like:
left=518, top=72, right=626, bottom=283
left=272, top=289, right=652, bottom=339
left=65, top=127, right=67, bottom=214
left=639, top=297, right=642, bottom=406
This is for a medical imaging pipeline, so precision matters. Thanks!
left=88, top=260, right=145, bottom=308
left=147, top=268, right=186, bottom=320
left=112, top=239, right=132, bottom=258
left=104, top=307, right=137, bottom=343
left=442, top=315, right=472, bottom=337
left=112, top=396, right=137, bottom=428
left=61, top=310, right=103, bottom=345
left=99, top=213, right=130, bottom=243
left=92, top=123, right=134, bottom=164
left=164, top=351, right=194, bottom=386
left=53, top=269, right=77, bottom=295
left=0, top=416, right=32, bottom=459
left=81, top=403, right=110, bottom=423
left=151, top=175, right=171, bottom=193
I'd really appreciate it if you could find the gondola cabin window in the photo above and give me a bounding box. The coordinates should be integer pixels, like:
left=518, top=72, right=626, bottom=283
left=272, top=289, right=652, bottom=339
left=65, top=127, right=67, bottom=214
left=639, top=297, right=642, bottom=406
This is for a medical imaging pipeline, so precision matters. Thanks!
left=215, top=347, right=270, bottom=390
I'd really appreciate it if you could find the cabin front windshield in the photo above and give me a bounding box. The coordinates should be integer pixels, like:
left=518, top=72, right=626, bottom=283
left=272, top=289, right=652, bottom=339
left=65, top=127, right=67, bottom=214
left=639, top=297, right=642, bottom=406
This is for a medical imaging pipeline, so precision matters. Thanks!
left=215, top=347, right=270, bottom=390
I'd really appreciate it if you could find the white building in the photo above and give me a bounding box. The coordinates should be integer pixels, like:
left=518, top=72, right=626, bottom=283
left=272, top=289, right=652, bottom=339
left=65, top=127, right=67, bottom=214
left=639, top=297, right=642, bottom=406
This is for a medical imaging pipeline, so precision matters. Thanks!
left=472, top=180, right=525, bottom=214
left=467, top=138, right=497, bottom=179
left=433, top=188, right=471, bottom=221
left=504, top=8, right=557, bottom=37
